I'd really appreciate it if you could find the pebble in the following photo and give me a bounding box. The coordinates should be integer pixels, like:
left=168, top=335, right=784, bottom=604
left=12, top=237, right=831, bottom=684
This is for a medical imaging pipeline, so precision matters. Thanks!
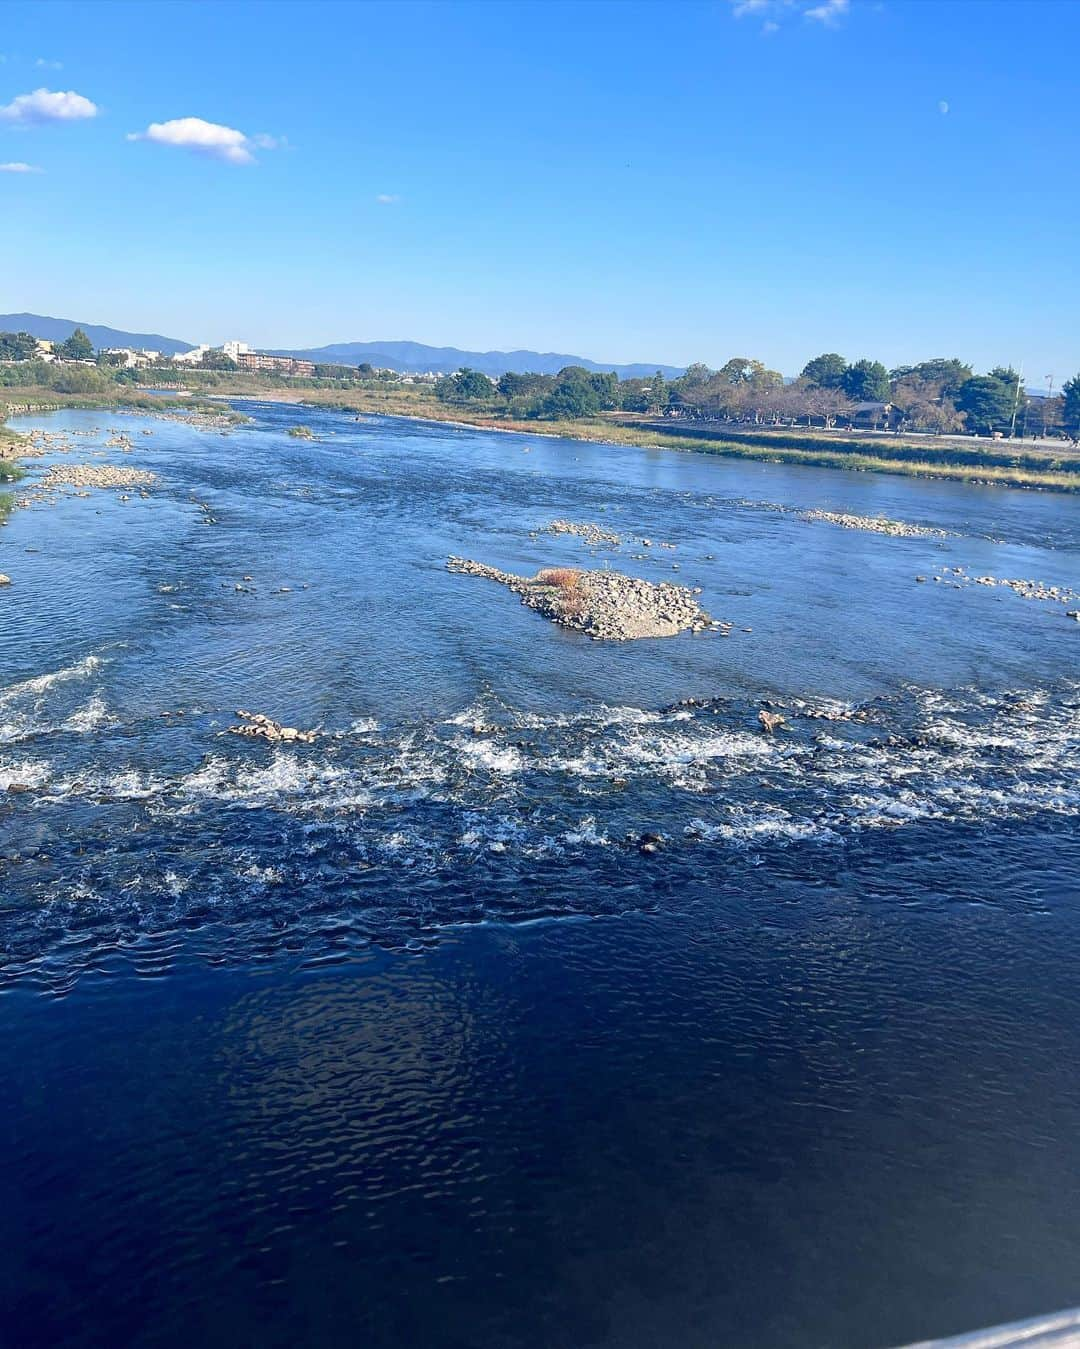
left=36, top=463, right=157, bottom=492
left=804, top=509, right=953, bottom=539
left=939, top=569, right=1080, bottom=609
left=541, top=519, right=622, bottom=548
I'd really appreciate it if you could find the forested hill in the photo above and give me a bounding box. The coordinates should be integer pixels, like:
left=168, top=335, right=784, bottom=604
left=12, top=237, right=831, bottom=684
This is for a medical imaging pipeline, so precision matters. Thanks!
left=0, top=314, right=193, bottom=355
left=0, top=315, right=682, bottom=378
left=267, top=340, right=684, bottom=379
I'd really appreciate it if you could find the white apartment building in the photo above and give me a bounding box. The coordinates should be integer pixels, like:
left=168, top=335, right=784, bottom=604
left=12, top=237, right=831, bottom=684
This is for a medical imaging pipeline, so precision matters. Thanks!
left=173, top=344, right=210, bottom=365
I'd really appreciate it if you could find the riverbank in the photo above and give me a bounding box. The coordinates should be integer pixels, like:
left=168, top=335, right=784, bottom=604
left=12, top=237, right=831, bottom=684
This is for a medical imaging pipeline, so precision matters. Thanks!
left=0, top=427, right=26, bottom=522
left=236, top=385, right=1079, bottom=494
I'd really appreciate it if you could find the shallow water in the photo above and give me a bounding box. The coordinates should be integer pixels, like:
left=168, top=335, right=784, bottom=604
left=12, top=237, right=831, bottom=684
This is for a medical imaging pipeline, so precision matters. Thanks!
left=2, top=404, right=1079, bottom=1346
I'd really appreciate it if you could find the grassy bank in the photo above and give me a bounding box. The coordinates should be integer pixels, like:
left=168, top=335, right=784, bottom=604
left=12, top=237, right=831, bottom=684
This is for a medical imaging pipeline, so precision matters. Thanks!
left=275, top=386, right=1080, bottom=493
left=0, top=449, right=23, bottom=524
left=6, top=372, right=1078, bottom=493
left=4, top=385, right=244, bottom=418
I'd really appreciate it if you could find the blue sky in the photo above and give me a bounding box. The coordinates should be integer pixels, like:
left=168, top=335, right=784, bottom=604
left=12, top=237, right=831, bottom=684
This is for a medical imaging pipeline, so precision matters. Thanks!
left=1, top=0, right=1077, bottom=377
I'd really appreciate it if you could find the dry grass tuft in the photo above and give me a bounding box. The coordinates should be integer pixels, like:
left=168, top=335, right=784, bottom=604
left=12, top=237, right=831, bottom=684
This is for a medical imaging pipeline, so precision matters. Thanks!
left=538, top=566, right=586, bottom=616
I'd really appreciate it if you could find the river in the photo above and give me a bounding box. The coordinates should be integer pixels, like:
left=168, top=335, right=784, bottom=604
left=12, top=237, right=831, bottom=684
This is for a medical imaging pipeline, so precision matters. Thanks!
left=1, top=402, right=1078, bottom=1347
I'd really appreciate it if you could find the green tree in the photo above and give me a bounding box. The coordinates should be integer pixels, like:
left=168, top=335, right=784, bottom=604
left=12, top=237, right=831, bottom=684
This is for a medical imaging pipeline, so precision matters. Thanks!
left=619, top=378, right=650, bottom=413
left=457, top=368, right=495, bottom=400
left=841, top=359, right=890, bottom=402
left=58, top=327, right=94, bottom=361
left=679, top=362, right=715, bottom=389
left=532, top=369, right=603, bottom=419
left=435, top=367, right=494, bottom=403
left=715, top=357, right=782, bottom=390
left=889, top=358, right=971, bottom=398
left=589, top=371, right=620, bottom=409
left=497, top=370, right=551, bottom=399
left=1061, top=374, right=1080, bottom=436
left=48, top=364, right=111, bottom=395
left=956, top=373, right=1017, bottom=434
left=198, top=350, right=238, bottom=371
left=801, top=352, right=847, bottom=388
left=0, top=330, right=40, bottom=361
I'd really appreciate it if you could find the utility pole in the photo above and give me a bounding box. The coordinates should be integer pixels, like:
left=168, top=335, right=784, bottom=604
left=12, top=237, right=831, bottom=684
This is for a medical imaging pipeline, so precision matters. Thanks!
left=1009, top=365, right=1024, bottom=438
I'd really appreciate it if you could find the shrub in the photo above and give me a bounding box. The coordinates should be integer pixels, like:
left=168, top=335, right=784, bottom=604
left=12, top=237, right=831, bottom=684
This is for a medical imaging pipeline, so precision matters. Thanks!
left=538, top=566, right=586, bottom=614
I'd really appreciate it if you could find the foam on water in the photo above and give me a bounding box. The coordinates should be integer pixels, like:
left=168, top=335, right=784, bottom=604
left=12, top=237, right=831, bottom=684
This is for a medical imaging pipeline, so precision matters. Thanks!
left=457, top=737, right=526, bottom=775
left=0, top=653, right=110, bottom=744
left=3, top=684, right=1078, bottom=851
left=61, top=696, right=112, bottom=734
left=0, top=653, right=103, bottom=704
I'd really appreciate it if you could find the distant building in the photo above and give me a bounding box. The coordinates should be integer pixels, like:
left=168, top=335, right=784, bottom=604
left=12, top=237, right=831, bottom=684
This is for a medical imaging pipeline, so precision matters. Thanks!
left=103, top=347, right=155, bottom=369
left=236, top=352, right=315, bottom=377
left=173, top=344, right=211, bottom=366
left=850, top=401, right=896, bottom=428
left=222, top=341, right=250, bottom=362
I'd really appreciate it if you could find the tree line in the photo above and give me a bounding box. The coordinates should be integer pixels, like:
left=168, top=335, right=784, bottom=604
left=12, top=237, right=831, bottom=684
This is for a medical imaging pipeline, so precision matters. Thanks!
left=2, top=326, right=1078, bottom=438
left=0, top=327, right=95, bottom=363
left=435, top=354, right=1080, bottom=439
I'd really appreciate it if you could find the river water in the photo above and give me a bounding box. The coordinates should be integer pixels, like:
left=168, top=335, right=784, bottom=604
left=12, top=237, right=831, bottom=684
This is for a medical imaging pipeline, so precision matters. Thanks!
left=1, top=403, right=1078, bottom=1347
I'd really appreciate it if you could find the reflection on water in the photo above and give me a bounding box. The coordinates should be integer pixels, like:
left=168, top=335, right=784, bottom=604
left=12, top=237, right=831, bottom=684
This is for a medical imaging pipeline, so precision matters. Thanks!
left=5, top=872, right=1080, bottom=1349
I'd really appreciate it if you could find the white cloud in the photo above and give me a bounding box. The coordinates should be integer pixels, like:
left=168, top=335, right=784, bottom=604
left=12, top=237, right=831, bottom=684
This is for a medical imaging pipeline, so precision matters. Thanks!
left=35, top=58, right=63, bottom=70
left=251, top=132, right=281, bottom=150
left=376, top=193, right=401, bottom=204
left=804, top=0, right=849, bottom=22
left=938, top=99, right=950, bottom=115
left=729, top=0, right=851, bottom=32
left=127, top=116, right=265, bottom=165
left=0, top=161, right=43, bottom=173
left=0, top=88, right=98, bottom=123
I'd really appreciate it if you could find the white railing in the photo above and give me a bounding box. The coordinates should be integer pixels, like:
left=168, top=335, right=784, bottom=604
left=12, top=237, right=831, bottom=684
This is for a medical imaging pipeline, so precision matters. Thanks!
left=898, top=1307, right=1080, bottom=1347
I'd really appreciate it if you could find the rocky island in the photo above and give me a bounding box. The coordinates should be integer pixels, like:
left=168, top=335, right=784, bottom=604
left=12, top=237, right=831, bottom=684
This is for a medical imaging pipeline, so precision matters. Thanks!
left=447, top=556, right=721, bottom=640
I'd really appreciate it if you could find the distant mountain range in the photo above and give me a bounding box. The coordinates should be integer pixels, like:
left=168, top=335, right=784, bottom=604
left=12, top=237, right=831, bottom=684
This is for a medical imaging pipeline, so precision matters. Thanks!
left=266, top=340, right=684, bottom=379
left=0, top=313, right=194, bottom=356
left=0, top=314, right=682, bottom=378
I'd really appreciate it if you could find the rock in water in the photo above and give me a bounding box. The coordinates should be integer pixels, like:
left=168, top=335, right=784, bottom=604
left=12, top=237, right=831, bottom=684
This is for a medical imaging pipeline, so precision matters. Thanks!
left=447, top=556, right=716, bottom=641
left=758, top=710, right=785, bottom=735
left=228, top=710, right=318, bottom=744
